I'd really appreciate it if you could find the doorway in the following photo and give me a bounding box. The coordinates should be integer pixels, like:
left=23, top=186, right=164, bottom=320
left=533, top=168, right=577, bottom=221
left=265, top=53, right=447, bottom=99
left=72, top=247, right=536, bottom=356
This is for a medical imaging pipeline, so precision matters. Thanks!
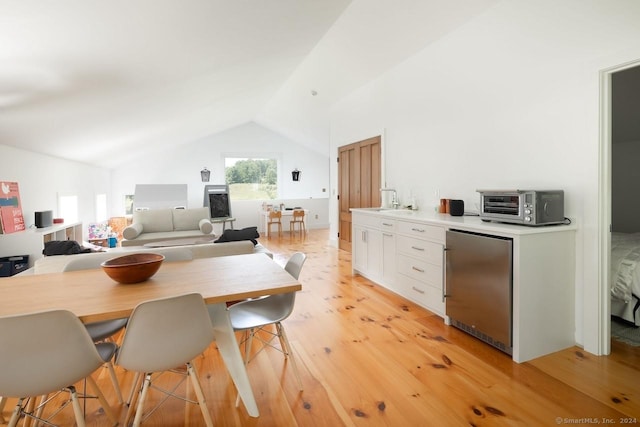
left=599, top=59, right=640, bottom=355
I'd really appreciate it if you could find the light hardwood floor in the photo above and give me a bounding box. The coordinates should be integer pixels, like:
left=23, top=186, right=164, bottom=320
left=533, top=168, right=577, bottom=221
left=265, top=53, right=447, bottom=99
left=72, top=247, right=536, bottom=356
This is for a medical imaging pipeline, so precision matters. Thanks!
left=2, top=229, right=639, bottom=426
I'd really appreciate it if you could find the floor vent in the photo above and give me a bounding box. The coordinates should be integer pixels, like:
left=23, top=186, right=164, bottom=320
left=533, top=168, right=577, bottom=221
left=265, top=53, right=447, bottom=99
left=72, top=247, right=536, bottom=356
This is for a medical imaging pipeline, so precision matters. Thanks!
left=452, top=319, right=512, bottom=355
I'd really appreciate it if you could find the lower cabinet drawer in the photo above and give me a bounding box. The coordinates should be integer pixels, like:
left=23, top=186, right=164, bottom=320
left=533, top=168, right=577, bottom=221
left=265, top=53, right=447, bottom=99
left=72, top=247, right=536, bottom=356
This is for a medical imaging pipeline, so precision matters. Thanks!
left=397, top=254, right=441, bottom=286
left=396, top=236, right=443, bottom=266
left=395, top=275, right=445, bottom=316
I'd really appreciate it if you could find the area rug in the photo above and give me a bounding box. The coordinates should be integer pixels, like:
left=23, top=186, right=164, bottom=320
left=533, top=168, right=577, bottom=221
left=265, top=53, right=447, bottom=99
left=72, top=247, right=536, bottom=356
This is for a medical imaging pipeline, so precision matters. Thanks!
left=611, top=318, right=640, bottom=346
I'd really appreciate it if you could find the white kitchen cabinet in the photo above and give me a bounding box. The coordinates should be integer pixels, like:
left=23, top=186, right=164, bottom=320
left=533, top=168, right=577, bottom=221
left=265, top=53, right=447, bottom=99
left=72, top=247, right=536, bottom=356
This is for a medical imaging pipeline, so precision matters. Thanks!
left=351, top=213, right=395, bottom=285
left=350, top=208, right=577, bottom=363
left=0, top=222, right=83, bottom=268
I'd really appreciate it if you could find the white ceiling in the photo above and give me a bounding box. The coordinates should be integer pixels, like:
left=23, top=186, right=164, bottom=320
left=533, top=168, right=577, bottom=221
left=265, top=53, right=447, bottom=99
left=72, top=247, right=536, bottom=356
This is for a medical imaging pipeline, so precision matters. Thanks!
left=0, top=0, right=499, bottom=168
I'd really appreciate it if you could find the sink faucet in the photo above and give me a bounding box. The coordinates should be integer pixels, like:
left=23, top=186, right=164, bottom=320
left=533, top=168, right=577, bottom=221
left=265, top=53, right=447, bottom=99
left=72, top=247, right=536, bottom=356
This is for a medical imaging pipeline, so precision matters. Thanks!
left=380, top=188, right=399, bottom=209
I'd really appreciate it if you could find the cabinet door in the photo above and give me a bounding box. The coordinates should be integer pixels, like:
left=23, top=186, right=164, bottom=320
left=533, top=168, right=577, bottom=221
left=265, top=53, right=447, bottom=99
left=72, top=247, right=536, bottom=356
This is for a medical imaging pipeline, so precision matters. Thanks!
left=353, top=225, right=368, bottom=273
left=382, top=231, right=396, bottom=284
left=367, top=228, right=383, bottom=279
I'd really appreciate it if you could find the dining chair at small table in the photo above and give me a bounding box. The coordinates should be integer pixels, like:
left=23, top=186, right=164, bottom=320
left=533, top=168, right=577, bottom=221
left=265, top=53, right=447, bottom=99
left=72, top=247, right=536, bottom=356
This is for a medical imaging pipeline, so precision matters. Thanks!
left=267, top=210, right=283, bottom=238
left=289, top=209, right=306, bottom=236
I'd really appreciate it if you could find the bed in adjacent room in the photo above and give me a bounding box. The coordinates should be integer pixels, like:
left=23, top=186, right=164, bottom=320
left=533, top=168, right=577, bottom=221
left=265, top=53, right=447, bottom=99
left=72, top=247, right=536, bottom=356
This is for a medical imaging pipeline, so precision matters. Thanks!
left=611, top=232, right=640, bottom=326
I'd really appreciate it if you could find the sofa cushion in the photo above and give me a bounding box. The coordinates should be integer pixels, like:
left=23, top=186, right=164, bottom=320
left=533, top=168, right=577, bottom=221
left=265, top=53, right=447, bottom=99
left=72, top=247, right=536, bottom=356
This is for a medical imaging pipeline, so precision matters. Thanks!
left=214, top=226, right=260, bottom=245
left=134, top=209, right=174, bottom=233
left=199, top=218, right=213, bottom=234
left=122, top=222, right=143, bottom=240
left=173, top=207, right=209, bottom=231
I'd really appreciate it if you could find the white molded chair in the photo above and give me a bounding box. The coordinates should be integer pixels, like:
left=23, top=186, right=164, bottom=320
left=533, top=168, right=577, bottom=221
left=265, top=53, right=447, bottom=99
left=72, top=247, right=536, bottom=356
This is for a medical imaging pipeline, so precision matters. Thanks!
left=63, top=256, right=131, bottom=404
left=0, top=310, right=118, bottom=427
left=115, top=293, right=215, bottom=427
left=228, top=252, right=307, bottom=402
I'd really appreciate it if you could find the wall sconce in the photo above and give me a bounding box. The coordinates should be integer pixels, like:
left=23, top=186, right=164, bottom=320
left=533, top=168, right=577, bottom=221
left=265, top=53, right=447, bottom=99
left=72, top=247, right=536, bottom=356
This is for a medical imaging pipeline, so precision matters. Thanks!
left=291, top=168, right=301, bottom=182
left=200, top=167, right=210, bottom=182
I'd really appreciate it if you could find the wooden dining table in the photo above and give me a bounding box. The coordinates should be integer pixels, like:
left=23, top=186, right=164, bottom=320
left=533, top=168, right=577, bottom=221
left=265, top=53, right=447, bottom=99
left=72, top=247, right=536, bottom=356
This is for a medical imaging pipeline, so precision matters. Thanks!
left=0, top=253, right=301, bottom=418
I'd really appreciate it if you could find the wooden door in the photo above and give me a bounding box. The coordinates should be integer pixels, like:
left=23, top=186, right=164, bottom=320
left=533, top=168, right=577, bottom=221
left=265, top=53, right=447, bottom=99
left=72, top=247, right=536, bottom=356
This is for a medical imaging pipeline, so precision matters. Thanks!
left=338, top=136, right=381, bottom=251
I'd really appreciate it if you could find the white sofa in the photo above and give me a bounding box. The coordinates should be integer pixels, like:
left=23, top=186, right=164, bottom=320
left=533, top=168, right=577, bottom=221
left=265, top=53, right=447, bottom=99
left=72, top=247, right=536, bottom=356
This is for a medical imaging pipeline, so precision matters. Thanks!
left=121, top=207, right=213, bottom=247
left=19, top=240, right=271, bottom=276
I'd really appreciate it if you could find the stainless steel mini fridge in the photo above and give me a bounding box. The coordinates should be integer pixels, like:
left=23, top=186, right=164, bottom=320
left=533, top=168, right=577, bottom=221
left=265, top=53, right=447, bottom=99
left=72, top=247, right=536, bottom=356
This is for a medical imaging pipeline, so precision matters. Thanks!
left=445, top=229, right=513, bottom=355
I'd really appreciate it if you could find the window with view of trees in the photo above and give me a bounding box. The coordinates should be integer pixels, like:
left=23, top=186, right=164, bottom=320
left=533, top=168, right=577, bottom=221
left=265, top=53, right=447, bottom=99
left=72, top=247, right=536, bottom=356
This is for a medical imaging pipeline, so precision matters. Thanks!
left=225, top=157, right=278, bottom=200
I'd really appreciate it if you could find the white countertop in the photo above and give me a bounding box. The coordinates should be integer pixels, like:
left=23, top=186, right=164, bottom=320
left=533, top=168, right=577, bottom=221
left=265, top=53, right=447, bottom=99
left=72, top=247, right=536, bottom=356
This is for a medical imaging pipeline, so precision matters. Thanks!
left=350, top=208, right=577, bottom=236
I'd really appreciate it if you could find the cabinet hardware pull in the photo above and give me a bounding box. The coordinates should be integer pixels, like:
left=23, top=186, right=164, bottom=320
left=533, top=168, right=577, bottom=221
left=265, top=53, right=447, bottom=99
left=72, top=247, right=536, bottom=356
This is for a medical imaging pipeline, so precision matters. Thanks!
left=442, top=247, right=447, bottom=302
left=412, top=266, right=424, bottom=273
left=383, top=233, right=393, bottom=237
left=412, top=286, right=425, bottom=294
left=411, top=228, right=425, bottom=232
left=411, top=246, right=425, bottom=251
left=382, top=222, right=393, bottom=226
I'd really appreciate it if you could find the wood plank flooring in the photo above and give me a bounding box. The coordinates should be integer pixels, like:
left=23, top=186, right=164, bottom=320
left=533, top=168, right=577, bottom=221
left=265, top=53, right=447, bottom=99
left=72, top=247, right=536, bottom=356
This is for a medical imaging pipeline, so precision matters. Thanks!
left=2, top=228, right=639, bottom=426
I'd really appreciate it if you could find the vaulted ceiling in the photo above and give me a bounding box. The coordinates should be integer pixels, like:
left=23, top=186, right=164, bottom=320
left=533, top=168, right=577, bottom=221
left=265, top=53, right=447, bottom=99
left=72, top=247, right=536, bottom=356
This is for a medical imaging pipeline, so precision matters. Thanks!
left=0, top=0, right=499, bottom=168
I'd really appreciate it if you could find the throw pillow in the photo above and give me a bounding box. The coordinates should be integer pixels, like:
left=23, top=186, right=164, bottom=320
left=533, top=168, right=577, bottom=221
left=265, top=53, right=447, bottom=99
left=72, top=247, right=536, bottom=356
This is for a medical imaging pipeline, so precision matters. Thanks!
left=214, top=226, right=260, bottom=246
left=122, top=222, right=143, bottom=240
left=199, top=218, right=214, bottom=234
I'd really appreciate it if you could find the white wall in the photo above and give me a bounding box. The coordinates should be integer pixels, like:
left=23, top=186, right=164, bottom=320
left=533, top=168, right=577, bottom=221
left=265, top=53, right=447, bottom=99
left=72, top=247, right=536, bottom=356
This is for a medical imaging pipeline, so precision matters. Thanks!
left=0, top=144, right=111, bottom=230
left=111, top=122, right=329, bottom=230
left=329, top=0, right=640, bottom=352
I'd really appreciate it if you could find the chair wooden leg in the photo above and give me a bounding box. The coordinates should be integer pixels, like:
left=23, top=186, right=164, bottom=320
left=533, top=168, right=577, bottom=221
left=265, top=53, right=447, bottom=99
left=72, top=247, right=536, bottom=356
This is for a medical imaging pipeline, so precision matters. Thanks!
left=125, top=372, right=143, bottom=426
left=106, top=361, right=124, bottom=404
left=0, top=396, right=6, bottom=424
left=132, top=374, right=152, bottom=427
left=86, top=375, right=118, bottom=426
left=7, top=398, right=22, bottom=427
left=23, top=397, right=37, bottom=427
left=68, top=386, right=86, bottom=427
left=187, top=362, right=214, bottom=427
left=32, top=394, right=49, bottom=427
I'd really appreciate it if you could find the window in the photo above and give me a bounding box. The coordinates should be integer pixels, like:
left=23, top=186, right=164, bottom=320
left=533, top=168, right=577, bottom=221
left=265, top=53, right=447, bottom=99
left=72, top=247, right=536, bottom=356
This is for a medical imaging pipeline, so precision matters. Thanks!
left=96, top=194, right=107, bottom=222
left=225, top=157, right=278, bottom=200
left=58, top=193, right=78, bottom=223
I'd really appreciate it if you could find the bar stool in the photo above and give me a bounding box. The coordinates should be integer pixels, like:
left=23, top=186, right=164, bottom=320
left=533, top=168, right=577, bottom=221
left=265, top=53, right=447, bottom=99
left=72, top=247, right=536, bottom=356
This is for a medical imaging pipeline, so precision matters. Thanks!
left=267, top=211, right=282, bottom=238
left=289, top=209, right=306, bottom=236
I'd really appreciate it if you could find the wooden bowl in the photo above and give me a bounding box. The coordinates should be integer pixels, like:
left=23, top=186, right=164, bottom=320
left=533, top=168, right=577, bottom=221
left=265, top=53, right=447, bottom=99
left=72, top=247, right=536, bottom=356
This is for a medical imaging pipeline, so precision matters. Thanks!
left=101, top=253, right=165, bottom=284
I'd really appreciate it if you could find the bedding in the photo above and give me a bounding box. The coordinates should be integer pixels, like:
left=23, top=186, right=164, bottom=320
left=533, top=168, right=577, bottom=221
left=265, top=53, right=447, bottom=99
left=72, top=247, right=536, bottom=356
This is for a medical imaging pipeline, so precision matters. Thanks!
left=610, top=232, right=640, bottom=325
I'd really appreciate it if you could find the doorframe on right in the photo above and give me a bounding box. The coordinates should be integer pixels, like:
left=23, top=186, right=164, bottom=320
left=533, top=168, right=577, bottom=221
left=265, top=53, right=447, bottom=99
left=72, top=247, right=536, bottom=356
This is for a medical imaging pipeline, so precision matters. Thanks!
left=597, top=58, right=640, bottom=356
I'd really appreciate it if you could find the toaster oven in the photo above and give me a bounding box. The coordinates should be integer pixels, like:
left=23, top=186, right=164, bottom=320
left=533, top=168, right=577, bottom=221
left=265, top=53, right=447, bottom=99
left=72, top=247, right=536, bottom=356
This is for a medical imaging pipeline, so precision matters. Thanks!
left=477, top=190, right=565, bottom=226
